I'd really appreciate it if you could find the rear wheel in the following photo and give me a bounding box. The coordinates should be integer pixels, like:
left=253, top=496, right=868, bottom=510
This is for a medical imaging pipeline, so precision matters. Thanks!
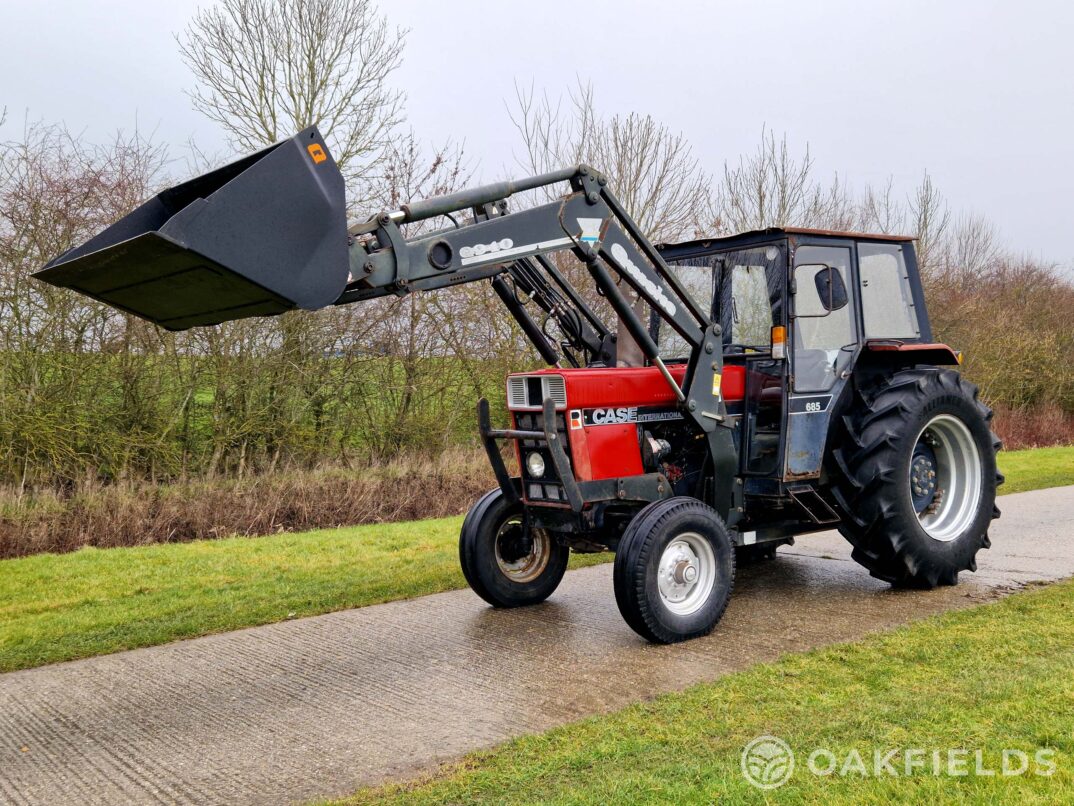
left=459, top=489, right=569, bottom=607
left=613, top=497, right=735, bottom=644
left=830, top=368, right=1002, bottom=588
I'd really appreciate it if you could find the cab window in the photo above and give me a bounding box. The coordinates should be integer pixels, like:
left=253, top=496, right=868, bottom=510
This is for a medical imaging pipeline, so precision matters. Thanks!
left=730, top=264, right=772, bottom=347
left=857, top=243, right=920, bottom=339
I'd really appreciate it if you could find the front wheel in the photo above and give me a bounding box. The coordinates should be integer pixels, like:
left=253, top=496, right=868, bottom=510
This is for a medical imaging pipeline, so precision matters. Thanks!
left=613, top=497, right=735, bottom=644
left=459, top=488, right=569, bottom=608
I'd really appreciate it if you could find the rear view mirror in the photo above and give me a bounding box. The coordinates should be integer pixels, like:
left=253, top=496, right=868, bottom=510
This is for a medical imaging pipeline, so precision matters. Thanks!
left=794, top=263, right=848, bottom=317
left=814, top=265, right=849, bottom=311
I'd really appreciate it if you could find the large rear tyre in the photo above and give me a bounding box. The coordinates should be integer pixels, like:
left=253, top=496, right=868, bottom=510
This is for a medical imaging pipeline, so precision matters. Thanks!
left=613, top=497, right=735, bottom=644
left=459, top=489, right=569, bottom=608
left=830, top=368, right=1002, bottom=588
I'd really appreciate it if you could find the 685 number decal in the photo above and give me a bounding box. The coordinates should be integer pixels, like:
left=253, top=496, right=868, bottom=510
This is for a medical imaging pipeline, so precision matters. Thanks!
left=789, top=395, right=833, bottom=414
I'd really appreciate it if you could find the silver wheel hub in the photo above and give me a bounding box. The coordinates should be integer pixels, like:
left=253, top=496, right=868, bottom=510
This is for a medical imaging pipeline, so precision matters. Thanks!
left=676, top=560, right=698, bottom=584
left=657, top=533, right=716, bottom=616
left=912, top=414, right=983, bottom=542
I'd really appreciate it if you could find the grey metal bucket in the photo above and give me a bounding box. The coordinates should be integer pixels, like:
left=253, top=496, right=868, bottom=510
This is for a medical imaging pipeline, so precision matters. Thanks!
left=35, top=127, right=349, bottom=330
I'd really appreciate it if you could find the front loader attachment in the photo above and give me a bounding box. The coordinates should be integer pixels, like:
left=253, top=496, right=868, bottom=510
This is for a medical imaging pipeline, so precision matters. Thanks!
left=35, top=127, right=349, bottom=330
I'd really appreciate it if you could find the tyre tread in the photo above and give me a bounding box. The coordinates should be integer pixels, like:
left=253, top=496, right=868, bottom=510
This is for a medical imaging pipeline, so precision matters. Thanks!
left=613, top=498, right=735, bottom=643
left=829, top=368, right=1002, bottom=588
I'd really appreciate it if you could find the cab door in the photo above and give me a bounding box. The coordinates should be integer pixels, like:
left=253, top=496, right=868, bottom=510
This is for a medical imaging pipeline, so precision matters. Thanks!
left=717, top=244, right=788, bottom=477
left=784, top=244, right=857, bottom=479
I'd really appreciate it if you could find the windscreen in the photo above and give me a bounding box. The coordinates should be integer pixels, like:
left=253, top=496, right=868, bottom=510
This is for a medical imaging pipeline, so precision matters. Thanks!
left=658, top=242, right=786, bottom=359
left=654, top=257, right=715, bottom=360
left=715, top=245, right=785, bottom=351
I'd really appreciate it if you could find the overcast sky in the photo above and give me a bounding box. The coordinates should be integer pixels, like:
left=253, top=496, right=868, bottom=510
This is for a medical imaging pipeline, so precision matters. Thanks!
left=2, top=0, right=1071, bottom=268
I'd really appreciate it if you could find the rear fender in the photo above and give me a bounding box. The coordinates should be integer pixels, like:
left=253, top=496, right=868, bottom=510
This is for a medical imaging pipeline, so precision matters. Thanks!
left=863, top=340, right=961, bottom=367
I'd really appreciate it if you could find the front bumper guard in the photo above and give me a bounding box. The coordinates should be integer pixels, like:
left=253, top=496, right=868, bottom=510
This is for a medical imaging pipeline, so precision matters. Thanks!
left=478, top=397, right=671, bottom=513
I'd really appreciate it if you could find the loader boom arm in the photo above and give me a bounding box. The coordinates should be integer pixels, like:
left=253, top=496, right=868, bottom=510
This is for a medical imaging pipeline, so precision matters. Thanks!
left=346, top=163, right=739, bottom=515
left=34, top=128, right=733, bottom=481
left=338, top=165, right=731, bottom=428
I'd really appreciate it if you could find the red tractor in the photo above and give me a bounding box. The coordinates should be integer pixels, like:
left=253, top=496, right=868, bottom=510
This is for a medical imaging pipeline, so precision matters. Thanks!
left=38, top=129, right=1001, bottom=643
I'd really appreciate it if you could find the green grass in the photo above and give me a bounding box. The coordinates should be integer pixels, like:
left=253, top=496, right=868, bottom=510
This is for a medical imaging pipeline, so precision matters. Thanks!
left=996, top=445, right=1074, bottom=494
left=0, top=445, right=1070, bottom=674
left=0, top=516, right=607, bottom=673
left=338, top=578, right=1074, bottom=805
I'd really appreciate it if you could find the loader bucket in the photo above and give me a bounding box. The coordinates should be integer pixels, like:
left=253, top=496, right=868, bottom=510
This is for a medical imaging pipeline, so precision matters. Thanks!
left=34, top=127, right=349, bottom=330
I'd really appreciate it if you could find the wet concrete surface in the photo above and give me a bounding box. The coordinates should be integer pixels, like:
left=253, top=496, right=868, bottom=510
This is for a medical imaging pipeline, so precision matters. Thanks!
left=0, top=486, right=1071, bottom=805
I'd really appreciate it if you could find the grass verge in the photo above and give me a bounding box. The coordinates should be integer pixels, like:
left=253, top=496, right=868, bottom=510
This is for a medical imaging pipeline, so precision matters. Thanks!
left=0, top=448, right=496, bottom=559
left=0, top=517, right=607, bottom=673
left=338, top=578, right=1074, bottom=805
left=1, top=445, right=1071, bottom=674
left=995, top=445, right=1074, bottom=494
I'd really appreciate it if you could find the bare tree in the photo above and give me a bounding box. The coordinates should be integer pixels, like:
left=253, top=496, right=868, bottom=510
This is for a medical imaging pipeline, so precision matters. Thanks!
left=716, top=127, right=854, bottom=233
left=178, top=0, right=405, bottom=202
left=908, top=173, right=950, bottom=277
left=0, top=121, right=172, bottom=490
left=948, top=213, right=1002, bottom=278
left=511, top=82, right=714, bottom=242
left=340, top=132, right=489, bottom=455
left=858, top=176, right=907, bottom=234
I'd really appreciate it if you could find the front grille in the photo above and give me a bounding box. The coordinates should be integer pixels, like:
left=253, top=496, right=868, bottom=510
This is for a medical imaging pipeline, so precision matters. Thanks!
left=506, top=374, right=566, bottom=409
left=507, top=376, right=527, bottom=408
left=546, top=376, right=567, bottom=407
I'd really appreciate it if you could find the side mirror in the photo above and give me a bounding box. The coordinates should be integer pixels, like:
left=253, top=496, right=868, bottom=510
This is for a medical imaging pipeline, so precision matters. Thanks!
left=815, top=265, right=849, bottom=311
left=795, top=263, right=849, bottom=317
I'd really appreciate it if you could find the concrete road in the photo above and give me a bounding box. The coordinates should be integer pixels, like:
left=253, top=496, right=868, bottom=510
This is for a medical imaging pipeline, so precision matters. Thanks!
left=1, top=486, right=1072, bottom=805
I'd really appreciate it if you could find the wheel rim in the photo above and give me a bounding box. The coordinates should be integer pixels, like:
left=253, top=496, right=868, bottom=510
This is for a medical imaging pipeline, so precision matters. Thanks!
left=657, top=532, right=716, bottom=616
left=494, top=516, right=551, bottom=583
left=911, top=414, right=983, bottom=542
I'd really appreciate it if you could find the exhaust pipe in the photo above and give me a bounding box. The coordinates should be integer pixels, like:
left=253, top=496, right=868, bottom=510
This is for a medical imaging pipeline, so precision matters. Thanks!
left=35, top=127, right=349, bottom=330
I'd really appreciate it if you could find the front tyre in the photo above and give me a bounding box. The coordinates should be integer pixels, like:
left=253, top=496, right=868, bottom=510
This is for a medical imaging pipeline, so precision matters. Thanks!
left=459, top=488, right=569, bottom=608
left=613, top=497, right=735, bottom=644
left=830, top=369, right=1002, bottom=588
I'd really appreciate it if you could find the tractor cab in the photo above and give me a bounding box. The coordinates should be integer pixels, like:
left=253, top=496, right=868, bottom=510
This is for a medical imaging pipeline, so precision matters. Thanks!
left=658, top=227, right=942, bottom=490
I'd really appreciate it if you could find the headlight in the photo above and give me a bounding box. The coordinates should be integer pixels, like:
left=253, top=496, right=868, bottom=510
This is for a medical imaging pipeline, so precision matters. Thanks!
left=526, top=452, right=546, bottom=478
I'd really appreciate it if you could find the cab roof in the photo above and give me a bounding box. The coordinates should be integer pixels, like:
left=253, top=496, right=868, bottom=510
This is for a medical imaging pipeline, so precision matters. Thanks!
left=657, top=226, right=915, bottom=253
